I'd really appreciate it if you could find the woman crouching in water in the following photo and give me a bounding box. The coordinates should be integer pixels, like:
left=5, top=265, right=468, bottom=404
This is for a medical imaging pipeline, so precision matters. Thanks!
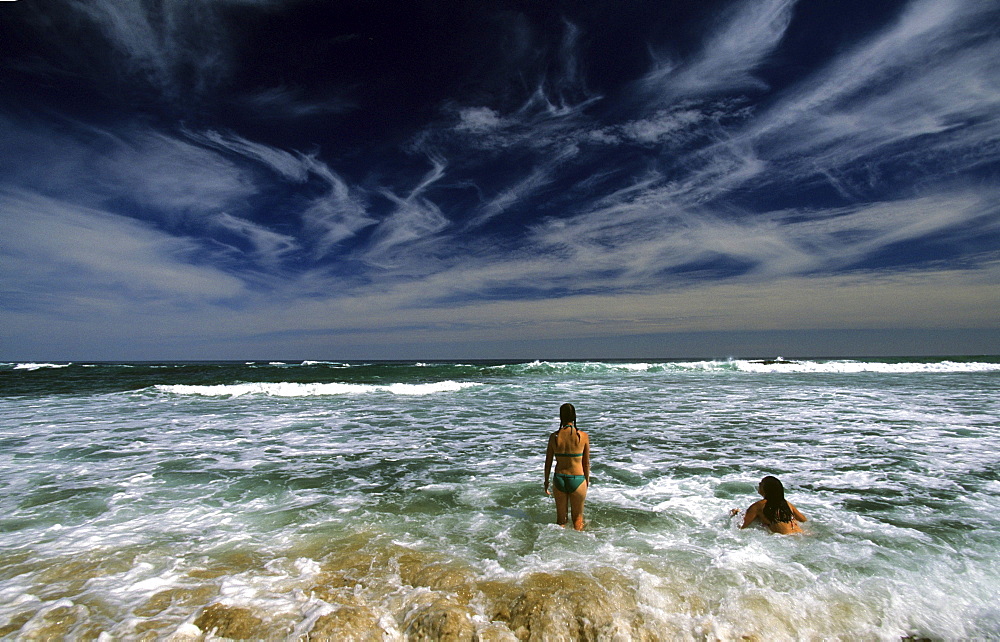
left=736, top=476, right=807, bottom=534
left=544, top=403, right=590, bottom=531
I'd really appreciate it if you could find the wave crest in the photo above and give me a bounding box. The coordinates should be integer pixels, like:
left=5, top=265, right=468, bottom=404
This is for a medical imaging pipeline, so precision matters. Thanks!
left=154, top=380, right=479, bottom=397
left=12, top=362, right=73, bottom=371
left=494, top=359, right=1000, bottom=375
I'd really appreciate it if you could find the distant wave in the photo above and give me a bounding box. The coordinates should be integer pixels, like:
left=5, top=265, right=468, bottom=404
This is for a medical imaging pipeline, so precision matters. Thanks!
left=728, top=359, right=1000, bottom=374
left=11, top=362, right=72, bottom=371
left=154, top=380, right=480, bottom=397
left=240, top=360, right=352, bottom=367
left=495, top=359, right=1000, bottom=375
left=493, top=359, right=725, bottom=374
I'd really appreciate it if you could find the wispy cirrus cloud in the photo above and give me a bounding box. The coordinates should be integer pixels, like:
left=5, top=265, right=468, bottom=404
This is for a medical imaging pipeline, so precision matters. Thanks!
left=300, top=175, right=375, bottom=260
left=726, top=0, right=1000, bottom=193
left=641, top=0, right=797, bottom=101
left=194, top=129, right=313, bottom=182
left=189, top=130, right=376, bottom=258
left=398, top=0, right=998, bottom=310
left=466, top=143, right=580, bottom=229
left=98, top=131, right=256, bottom=216
left=209, top=212, right=299, bottom=268
left=363, top=157, right=450, bottom=268
left=0, top=116, right=376, bottom=271
left=61, top=0, right=244, bottom=99
left=0, top=189, right=246, bottom=308
left=0, top=115, right=257, bottom=217
left=2, top=0, right=997, bottom=358
left=454, top=107, right=504, bottom=136
left=242, top=86, right=357, bottom=120
left=523, top=181, right=1000, bottom=293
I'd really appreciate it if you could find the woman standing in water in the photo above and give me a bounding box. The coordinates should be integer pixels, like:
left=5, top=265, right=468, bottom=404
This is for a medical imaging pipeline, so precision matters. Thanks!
left=735, top=475, right=808, bottom=534
left=544, top=403, right=590, bottom=530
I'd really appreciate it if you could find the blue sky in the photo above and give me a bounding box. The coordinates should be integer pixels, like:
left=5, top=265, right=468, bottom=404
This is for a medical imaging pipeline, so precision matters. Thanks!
left=1, top=0, right=998, bottom=360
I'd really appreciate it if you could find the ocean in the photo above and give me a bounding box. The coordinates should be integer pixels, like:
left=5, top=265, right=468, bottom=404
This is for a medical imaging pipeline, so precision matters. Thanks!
left=1, top=358, right=998, bottom=640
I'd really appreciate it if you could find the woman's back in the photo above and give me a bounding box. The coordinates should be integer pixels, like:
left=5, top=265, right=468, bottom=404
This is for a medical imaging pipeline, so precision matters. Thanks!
left=759, top=499, right=804, bottom=534
left=738, top=476, right=808, bottom=534
left=550, top=427, right=588, bottom=475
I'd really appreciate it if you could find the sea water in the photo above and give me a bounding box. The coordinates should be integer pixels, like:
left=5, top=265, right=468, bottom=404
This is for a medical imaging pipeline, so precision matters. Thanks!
left=1, top=358, right=998, bottom=640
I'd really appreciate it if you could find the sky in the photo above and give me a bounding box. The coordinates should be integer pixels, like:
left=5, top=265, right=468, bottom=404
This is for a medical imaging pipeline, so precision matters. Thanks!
left=1, top=0, right=999, bottom=361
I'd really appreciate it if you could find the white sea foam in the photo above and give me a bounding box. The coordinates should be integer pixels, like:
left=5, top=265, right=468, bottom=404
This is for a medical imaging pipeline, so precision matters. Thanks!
left=154, top=380, right=479, bottom=397
left=12, top=362, right=72, bottom=370
left=729, top=359, right=1000, bottom=373
left=493, top=358, right=1000, bottom=375
left=3, top=358, right=999, bottom=639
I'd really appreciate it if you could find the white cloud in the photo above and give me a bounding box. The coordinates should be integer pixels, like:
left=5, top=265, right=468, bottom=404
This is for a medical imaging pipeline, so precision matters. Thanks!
left=244, top=86, right=357, bottom=120
left=0, top=189, right=246, bottom=307
left=300, top=181, right=375, bottom=259
left=603, top=0, right=1000, bottom=216
left=456, top=107, right=504, bottom=133
left=125, top=258, right=999, bottom=353
left=363, top=159, right=450, bottom=267
left=60, top=0, right=288, bottom=99
left=443, top=21, right=600, bottom=154
left=98, top=131, right=255, bottom=215
left=194, top=130, right=312, bottom=182
left=211, top=212, right=299, bottom=266
left=522, top=183, right=1000, bottom=293
left=189, top=129, right=377, bottom=256
left=64, top=0, right=233, bottom=98
left=642, top=0, right=797, bottom=100
left=5, top=0, right=999, bottom=358
left=467, top=143, right=580, bottom=228
left=620, top=109, right=705, bottom=144
left=738, top=0, right=1000, bottom=189
left=0, top=117, right=256, bottom=216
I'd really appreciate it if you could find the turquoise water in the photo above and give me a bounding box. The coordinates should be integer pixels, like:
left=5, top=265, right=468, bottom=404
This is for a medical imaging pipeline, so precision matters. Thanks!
left=1, top=358, right=999, bottom=639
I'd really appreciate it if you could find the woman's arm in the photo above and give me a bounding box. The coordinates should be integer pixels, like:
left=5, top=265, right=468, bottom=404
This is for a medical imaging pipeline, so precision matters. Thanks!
left=582, top=435, right=590, bottom=485
left=544, top=434, right=555, bottom=495
left=740, top=500, right=764, bottom=529
left=789, top=501, right=807, bottom=522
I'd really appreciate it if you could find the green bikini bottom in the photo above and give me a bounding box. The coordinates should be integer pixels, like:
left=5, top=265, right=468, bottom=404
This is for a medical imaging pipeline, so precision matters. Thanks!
left=553, top=473, right=586, bottom=493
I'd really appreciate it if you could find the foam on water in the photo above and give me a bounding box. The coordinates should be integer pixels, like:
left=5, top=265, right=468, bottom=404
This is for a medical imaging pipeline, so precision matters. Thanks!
left=154, top=380, right=480, bottom=397
left=10, top=362, right=72, bottom=371
left=1, top=358, right=998, bottom=638
left=729, top=358, right=1000, bottom=374
left=478, top=358, right=1000, bottom=382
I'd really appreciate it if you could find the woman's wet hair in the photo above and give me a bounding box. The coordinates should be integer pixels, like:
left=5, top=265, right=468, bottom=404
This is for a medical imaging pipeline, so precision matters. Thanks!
left=559, top=403, right=576, bottom=428
left=559, top=402, right=582, bottom=448
left=760, top=475, right=793, bottom=524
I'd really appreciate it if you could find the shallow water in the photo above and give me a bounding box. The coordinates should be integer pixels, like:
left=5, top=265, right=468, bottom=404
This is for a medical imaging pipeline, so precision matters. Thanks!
left=1, top=358, right=999, bottom=639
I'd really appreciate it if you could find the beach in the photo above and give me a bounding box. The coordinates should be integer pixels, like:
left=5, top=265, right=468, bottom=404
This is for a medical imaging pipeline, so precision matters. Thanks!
left=1, top=358, right=998, bottom=639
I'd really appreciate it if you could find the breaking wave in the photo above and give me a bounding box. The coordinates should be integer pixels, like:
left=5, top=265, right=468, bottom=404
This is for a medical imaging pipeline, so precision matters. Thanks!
left=496, top=358, right=1000, bottom=375
left=154, top=380, right=480, bottom=397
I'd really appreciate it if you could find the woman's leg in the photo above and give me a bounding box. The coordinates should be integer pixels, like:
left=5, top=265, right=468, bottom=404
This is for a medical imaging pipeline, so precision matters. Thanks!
left=569, top=480, right=588, bottom=531
left=554, top=488, right=569, bottom=526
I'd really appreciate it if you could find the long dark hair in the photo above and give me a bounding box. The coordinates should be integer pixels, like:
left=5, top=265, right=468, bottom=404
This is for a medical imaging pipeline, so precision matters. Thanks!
left=559, top=403, right=581, bottom=447
left=760, top=476, right=793, bottom=524
left=559, top=402, right=576, bottom=428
